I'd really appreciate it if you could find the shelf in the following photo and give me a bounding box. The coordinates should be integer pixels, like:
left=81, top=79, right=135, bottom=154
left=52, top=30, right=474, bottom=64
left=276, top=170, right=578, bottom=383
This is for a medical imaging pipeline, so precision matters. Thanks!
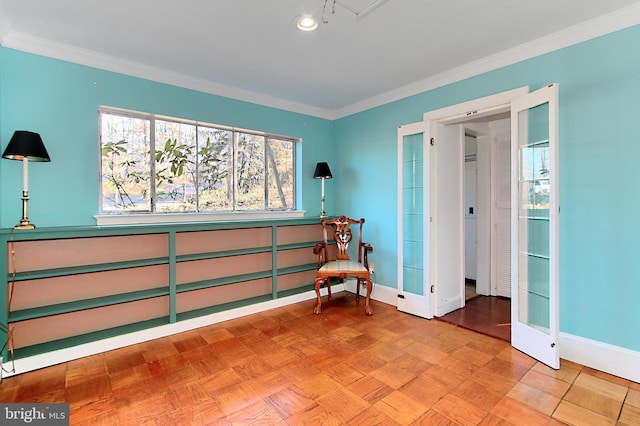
left=176, top=246, right=271, bottom=263
left=10, top=287, right=170, bottom=322
left=11, top=267, right=316, bottom=322
left=176, top=294, right=273, bottom=322
left=12, top=316, right=170, bottom=360
left=277, top=242, right=319, bottom=251
left=7, top=257, right=169, bottom=282
left=176, top=271, right=273, bottom=293
left=278, top=284, right=314, bottom=298
left=277, top=264, right=318, bottom=275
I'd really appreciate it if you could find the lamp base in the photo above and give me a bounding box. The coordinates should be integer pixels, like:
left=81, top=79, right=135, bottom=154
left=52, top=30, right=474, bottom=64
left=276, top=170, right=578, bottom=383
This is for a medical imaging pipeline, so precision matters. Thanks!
left=14, top=192, right=36, bottom=230
left=14, top=220, right=35, bottom=230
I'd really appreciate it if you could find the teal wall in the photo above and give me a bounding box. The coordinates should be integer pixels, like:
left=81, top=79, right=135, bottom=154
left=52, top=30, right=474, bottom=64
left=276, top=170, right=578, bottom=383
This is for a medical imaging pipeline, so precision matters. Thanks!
left=0, top=47, right=335, bottom=227
left=1, top=23, right=639, bottom=354
left=335, top=25, right=640, bottom=353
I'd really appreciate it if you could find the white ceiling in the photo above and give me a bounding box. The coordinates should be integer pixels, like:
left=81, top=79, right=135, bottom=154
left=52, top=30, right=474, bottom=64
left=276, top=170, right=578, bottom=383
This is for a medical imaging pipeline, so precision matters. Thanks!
left=1, top=0, right=640, bottom=119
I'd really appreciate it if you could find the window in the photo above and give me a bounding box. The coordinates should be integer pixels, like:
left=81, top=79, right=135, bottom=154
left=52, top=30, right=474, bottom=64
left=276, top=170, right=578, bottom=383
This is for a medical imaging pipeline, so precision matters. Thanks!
left=99, top=108, right=296, bottom=216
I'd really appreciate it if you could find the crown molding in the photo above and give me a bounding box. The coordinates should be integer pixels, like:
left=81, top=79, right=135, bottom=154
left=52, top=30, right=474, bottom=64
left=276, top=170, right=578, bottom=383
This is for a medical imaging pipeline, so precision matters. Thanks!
left=1, top=3, right=640, bottom=121
left=0, top=31, right=335, bottom=120
left=333, top=3, right=640, bottom=118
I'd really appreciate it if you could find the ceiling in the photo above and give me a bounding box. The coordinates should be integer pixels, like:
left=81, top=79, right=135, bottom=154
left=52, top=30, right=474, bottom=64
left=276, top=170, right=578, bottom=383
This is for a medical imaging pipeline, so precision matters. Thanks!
left=1, top=0, right=639, bottom=118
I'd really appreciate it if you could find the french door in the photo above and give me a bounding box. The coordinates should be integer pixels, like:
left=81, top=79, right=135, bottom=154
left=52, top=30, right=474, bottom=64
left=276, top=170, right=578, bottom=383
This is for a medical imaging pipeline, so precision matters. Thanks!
left=396, top=86, right=559, bottom=369
left=397, top=121, right=432, bottom=318
left=396, top=120, right=465, bottom=319
left=511, top=83, right=560, bottom=369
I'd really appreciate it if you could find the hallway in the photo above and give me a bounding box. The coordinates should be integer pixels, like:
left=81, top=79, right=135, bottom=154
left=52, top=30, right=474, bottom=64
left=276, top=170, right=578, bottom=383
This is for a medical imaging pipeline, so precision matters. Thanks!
left=437, top=295, right=511, bottom=342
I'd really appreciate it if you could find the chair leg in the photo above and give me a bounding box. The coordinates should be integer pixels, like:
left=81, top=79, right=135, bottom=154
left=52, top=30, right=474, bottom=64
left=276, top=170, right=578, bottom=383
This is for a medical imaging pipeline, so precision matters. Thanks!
left=364, top=278, right=373, bottom=316
left=313, top=278, right=324, bottom=315
left=326, top=278, right=332, bottom=301
left=356, top=278, right=361, bottom=301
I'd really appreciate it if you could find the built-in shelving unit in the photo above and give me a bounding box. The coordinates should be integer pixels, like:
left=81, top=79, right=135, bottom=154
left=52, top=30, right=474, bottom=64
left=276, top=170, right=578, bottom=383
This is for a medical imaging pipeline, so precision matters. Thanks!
left=1, top=218, right=324, bottom=363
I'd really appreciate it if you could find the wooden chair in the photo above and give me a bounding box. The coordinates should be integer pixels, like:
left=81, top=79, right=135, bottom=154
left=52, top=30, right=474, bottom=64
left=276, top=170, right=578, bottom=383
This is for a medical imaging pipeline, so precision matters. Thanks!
left=313, top=216, right=374, bottom=315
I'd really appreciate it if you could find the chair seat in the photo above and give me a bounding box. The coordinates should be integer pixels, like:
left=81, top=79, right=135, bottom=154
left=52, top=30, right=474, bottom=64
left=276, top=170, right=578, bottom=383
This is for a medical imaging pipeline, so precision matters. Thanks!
left=319, top=260, right=368, bottom=274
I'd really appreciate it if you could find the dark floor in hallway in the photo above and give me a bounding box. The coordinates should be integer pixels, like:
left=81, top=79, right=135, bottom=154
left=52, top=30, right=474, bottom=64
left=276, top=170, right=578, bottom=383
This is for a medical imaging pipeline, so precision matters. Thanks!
left=437, top=295, right=511, bottom=342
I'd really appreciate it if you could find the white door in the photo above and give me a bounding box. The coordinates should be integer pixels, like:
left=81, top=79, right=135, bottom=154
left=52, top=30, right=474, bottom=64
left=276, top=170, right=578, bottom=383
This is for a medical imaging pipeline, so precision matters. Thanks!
left=494, top=132, right=512, bottom=297
left=511, top=84, right=560, bottom=369
left=433, top=123, right=465, bottom=317
left=397, top=121, right=432, bottom=318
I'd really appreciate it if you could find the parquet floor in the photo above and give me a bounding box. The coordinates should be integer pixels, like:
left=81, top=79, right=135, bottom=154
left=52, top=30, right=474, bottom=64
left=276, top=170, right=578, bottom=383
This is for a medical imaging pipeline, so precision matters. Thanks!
left=1, top=292, right=639, bottom=425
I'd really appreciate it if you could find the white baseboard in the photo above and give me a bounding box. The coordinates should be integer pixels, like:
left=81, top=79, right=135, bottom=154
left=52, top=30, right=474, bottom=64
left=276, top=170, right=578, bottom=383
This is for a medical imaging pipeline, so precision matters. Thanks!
left=344, top=278, right=399, bottom=306
left=0, top=285, right=342, bottom=379
left=560, top=332, right=640, bottom=383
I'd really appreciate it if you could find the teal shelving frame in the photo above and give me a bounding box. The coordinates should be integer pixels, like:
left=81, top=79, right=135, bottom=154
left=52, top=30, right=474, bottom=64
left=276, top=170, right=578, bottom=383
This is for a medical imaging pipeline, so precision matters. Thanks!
left=0, top=218, right=323, bottom=363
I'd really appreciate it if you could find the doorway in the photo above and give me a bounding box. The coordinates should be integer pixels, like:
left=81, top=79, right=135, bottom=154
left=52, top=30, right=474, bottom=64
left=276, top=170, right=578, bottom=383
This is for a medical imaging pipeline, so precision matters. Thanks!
left=465, top=114, right=511, bottom=300
left=437, top=114, right=512, bottom=341
left=397, top=87, right=528, bottom=321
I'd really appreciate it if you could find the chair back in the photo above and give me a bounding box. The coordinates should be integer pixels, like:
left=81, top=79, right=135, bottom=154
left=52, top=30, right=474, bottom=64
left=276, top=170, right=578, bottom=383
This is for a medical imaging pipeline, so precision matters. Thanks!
left=321, top=216, right=364, bottom=262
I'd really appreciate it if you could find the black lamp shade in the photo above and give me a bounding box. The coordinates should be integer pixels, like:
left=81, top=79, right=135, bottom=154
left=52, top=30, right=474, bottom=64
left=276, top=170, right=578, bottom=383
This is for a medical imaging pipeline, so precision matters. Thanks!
left=313, top=162, right=332, bottom=179
left=2, top=131, right=51, bottom=162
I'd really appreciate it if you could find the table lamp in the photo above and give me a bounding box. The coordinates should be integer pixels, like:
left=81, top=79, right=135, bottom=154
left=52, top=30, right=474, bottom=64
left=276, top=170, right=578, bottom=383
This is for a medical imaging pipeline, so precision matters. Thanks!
left=313, top=162, right=332, bottom=218
left=2, top=131, right=51, bottom=229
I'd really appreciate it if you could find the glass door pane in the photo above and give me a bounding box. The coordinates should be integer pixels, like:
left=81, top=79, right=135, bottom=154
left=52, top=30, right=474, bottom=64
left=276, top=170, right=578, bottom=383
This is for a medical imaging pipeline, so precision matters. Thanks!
left=517, top=102, right=551, bottom=330
left=397, top=121, right=432, bottom=319
left=403, top=132, right=424, bottom=296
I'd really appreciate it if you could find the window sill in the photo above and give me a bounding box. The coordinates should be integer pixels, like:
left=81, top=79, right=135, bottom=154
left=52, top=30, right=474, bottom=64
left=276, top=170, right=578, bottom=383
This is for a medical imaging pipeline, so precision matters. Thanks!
left=95, top=210, right=306, bottom=226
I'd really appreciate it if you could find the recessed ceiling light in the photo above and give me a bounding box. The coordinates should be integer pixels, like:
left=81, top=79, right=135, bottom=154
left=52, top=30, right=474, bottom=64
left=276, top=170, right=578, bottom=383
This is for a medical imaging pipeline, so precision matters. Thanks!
left=296, top=15, right=318, bottom=31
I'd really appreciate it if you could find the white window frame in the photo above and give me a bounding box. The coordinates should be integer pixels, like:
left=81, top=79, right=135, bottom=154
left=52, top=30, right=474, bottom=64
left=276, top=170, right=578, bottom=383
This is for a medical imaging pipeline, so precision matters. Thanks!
left=96, top=107, right=303, bottom=225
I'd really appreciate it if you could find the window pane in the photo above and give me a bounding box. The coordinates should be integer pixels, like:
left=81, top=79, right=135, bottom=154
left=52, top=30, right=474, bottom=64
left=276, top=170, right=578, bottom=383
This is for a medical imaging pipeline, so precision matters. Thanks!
left=99, top=108, right=297, bottom=215
left=100, top=113, right=151, bottom=212
left=267, top=138, right=294, bottom=210
left=518, top=102, right=550, bottom=212
left=198, top=126, right=231, bottom=211
left=235, top=133, right=265, bottom=210
left=155, top=120, right=197, bottom=212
